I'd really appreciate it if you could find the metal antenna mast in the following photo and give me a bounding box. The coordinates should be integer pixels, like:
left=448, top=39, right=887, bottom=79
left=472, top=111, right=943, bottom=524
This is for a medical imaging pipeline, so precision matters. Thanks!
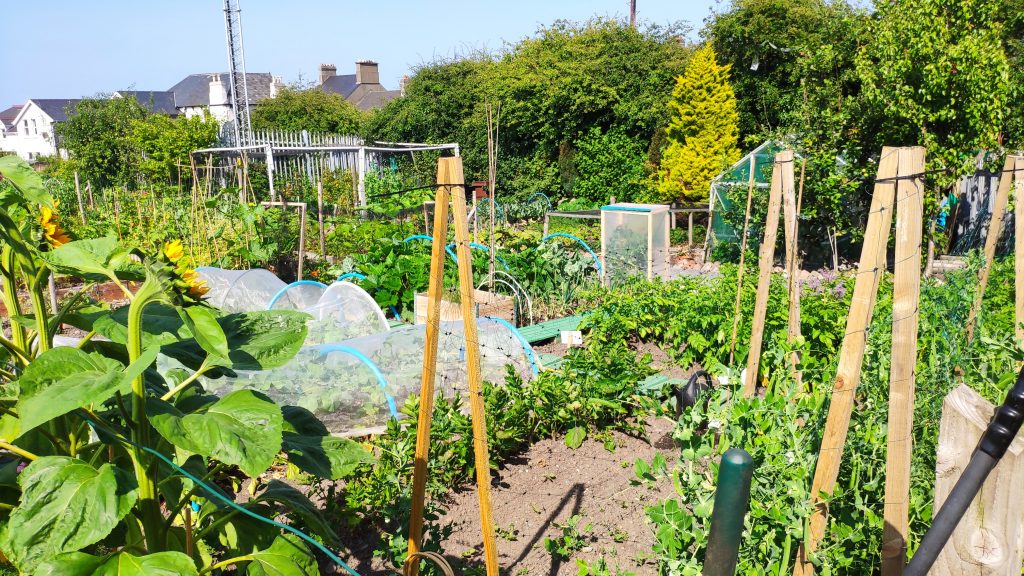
left=223, top=0, right=252, bottom=146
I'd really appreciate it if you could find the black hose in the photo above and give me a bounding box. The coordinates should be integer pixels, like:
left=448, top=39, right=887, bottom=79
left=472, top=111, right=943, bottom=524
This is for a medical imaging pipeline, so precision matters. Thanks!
left=903, top=365, right=1024, bottom=575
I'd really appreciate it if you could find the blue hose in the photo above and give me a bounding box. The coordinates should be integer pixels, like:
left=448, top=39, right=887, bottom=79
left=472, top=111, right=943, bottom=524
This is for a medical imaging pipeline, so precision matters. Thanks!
left=482, top=316, right=540, bottom=376
left=266, top=280, right=328, bottom=310
left=314, top=344, right=398, bottom=418
left=79, top=415, right=361, bottom=576
left=540, top=233, right=603, bottom=277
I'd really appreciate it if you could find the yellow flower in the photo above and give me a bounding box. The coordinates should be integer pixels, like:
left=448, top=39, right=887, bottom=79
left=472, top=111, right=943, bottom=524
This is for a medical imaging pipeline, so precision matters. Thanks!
left=39, top=202, right=70, bottom=247
left=181, top=269, right=209, bottom=298
left=163, top=240, right=184, bottom=263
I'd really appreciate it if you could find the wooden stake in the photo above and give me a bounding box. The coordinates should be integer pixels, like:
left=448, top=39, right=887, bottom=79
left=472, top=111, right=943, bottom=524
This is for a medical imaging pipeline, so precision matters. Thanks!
left=966, top=155, right=1020, bottom=341
left=297, top=204, right=306, bottom=281
left=449, top=156, right=500, bottom=576
left=74, top=171, right=86, bottom=225
left=317, top=181, right=326, bottom=259
left=881, top=146, right=925, bottom=576
left=406, top=160, right=454, bottom=576
left=1014, top=158, right=1024, bottom=345
left=784, top=156, right=802, bottom=388
left=742, top=151, right=787, bottom=396
left=728, top=155, right=758, bottom=366
left=930, top=385, right=1024, bottom=575
left=794, top=146, right=901, bottom=576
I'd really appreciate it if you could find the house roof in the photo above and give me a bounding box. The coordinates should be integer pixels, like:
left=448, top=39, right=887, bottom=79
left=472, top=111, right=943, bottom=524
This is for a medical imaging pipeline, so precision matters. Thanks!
left=167, top=73, right=275, bottom=108
left=114, top=91, right=178, bottom=115
left=320, top=74, right=358, bottom=98
left=351, top=89, right=401, bottom=111
left=26, top=99, right=82, bottom=123
left=0, top=105, right=23, bottom=125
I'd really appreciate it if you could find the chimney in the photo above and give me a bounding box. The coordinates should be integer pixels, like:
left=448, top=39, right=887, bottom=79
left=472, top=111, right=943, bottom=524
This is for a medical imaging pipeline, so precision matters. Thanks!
left=355, top=60, right=379, bottom=85
left=319, top=63, right=336, bottom=85
left=399, top=75, right=410, bottom=97
left=208, top=74, right=227, bottom=107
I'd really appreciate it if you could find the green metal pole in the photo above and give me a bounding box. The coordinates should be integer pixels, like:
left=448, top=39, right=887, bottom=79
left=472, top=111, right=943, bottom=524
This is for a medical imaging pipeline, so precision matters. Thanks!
left=703, top=448, right=754, bottom=576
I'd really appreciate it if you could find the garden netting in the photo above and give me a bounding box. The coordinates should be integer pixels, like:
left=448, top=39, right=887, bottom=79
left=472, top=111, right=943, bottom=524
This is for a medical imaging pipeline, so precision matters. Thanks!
left=196, top=268, right=389, bottom=343
left=199, top=317, right=538, bottom=436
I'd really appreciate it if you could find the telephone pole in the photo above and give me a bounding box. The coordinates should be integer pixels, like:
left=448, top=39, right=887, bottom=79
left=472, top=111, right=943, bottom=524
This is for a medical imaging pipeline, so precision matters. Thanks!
left=629, top=0, right=636, bottom=28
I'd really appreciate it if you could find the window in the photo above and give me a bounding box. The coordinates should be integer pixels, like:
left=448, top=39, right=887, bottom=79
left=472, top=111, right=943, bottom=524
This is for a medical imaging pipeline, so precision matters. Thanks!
left=23, top=120, right=28, bottom=135
left=31, top=119, right=37, bottom=135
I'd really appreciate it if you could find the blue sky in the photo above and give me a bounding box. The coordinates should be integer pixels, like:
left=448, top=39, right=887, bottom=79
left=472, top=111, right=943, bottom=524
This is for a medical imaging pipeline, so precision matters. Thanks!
left=1, top=0, right=717, bottom=107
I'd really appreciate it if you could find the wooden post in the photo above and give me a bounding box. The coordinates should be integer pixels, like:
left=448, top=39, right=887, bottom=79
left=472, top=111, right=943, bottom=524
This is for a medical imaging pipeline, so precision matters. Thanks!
left=881, top=146, right=925, bottom=576
left=1014, top=158, right=1024, bottom=345
left=728, top=155, right=758, bottom=366
left=113, top=187, right=122, bottom=241
left=265, top=145, right=276, bottom=202
left=688, top=211, right=694, bottom=250
left=930, top=385, right=1024, bottom=575
left=74, top=171, right=86, bottom=225
left=543, top=212, right=550, bottom=237
left=449, top=156, right=500, bottom=576
left=742, top=151, right=788, bottom=396
left=794, top=147, right=901, bottom=576
left=406, top=160, right=454, bottom=575
left=87, top=181, right=94, bottom=209
left=317, top=181, right=326, bottom=259
left=297, top=205, right=306, bottom=281
left=966, top=155, right=1021, bottom=341
left=783, top=156, right=801, bottom=387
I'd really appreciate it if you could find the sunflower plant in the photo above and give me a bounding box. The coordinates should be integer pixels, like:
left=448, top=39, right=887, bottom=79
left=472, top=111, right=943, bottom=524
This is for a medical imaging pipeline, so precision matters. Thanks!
left=0, top=156, right=372, bottom=575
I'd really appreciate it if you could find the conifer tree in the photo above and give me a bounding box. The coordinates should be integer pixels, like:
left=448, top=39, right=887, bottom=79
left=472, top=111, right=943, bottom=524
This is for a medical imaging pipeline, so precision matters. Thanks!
left=656, top=45, right=741, bottom=203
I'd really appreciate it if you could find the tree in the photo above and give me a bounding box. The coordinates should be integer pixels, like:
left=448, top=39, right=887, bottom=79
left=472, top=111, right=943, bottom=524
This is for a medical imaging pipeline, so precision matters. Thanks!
left=55, top=96, right=147, bottom=188
left=856, top=0, right=1012, bottom=181
left=570, top=126, right=647, bottom=203
left=704, top=0, right=867, bottom=145
left=129, top=112, right=220, bottom=184
left=250, top=87, right=365, bottom=135
left=655, top=45, right=741, bottom=203
left=364, top=19, right=691, bottom=197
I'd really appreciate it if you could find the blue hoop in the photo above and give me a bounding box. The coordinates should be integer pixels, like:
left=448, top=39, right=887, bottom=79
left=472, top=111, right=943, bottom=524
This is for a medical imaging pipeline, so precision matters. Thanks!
left=266, top=280, right=328, bottom=310
left=314, top=344, right=398, bottom=418
left=482, top=316, right=540, bottom=376
left=403, top=234, right=458, bottom=262
left=540, top=233, right=603, bottom=277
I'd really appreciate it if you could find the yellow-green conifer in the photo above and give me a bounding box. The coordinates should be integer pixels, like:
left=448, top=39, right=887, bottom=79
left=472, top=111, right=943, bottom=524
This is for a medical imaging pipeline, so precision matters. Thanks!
left=656, top=45, right=741, bottom=203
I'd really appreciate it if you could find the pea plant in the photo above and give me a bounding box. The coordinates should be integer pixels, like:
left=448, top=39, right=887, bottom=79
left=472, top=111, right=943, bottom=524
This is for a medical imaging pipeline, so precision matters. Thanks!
left=0, top=156, right=372, bottom=575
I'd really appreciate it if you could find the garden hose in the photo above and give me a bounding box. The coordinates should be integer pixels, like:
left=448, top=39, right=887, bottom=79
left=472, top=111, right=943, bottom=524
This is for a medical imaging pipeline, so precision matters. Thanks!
left=902, top=364, right=1024, bottom=576
left=77, top=414, right=362, bottom=576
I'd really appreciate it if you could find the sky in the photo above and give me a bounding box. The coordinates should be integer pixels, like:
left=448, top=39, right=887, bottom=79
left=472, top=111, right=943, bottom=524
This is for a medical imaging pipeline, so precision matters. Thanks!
left=0, top=0, right=718, bottom=108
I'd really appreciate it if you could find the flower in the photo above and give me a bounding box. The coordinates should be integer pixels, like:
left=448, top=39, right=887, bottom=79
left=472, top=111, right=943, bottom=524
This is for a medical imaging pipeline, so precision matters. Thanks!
left=163, top=240, right=184, bottom=263
left=39, top=202, right=71, bottom=247
left=180, top=269, right=209, bottom=298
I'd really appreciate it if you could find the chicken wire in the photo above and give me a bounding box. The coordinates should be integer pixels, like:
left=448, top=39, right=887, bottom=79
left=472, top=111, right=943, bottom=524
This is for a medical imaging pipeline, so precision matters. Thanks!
left=200, top=317, right=538, bottom=436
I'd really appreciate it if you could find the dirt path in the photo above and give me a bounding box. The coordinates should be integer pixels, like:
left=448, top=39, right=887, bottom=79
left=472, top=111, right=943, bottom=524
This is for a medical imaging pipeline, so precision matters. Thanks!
left=437, top=417, right=679, bottom=575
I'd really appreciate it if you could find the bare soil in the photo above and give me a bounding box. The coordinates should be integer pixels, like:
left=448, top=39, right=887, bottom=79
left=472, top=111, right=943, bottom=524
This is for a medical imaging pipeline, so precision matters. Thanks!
left=437, top=417, right=677, bottom=575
